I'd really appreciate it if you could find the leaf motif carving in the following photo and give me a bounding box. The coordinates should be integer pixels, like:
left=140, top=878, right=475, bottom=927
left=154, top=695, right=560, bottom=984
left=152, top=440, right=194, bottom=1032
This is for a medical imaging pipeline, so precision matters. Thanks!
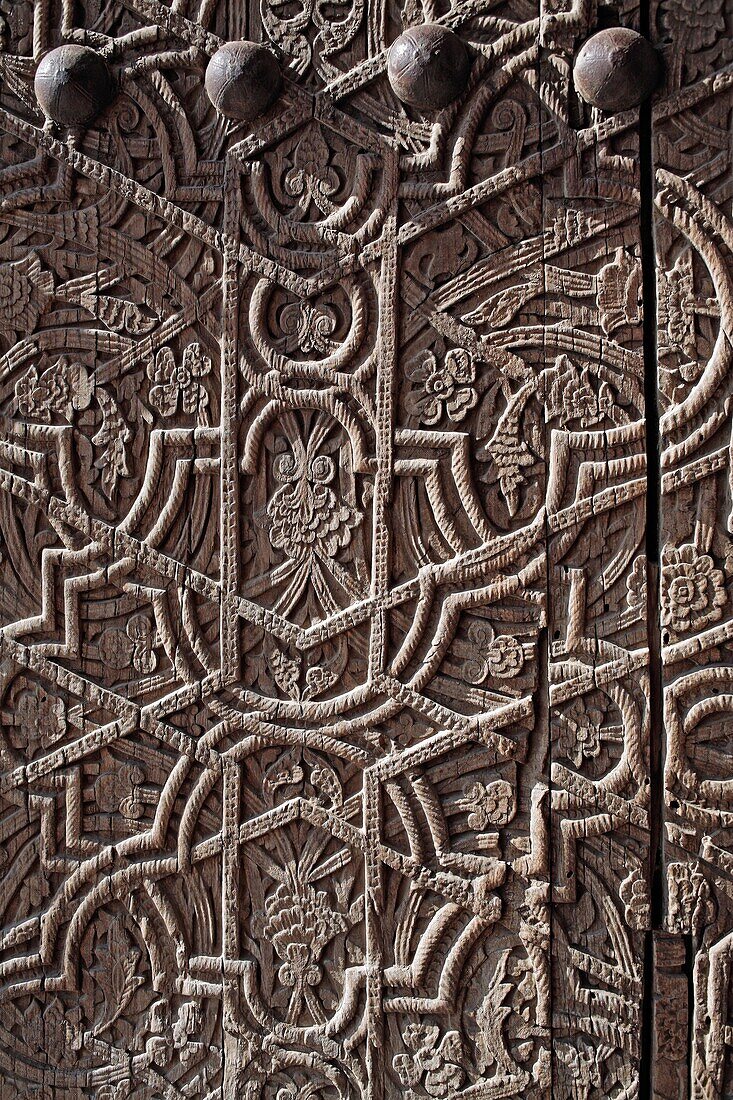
left=92, top=918, right=144, bottom=1037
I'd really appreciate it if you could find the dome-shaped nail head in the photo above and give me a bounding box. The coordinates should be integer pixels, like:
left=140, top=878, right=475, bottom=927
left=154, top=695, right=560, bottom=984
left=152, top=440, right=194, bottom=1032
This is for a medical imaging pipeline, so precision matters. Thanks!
left=205, top=41, right=282, bottom=123
left=573, top=27, right=660, bottom=113
left=35, top=44, right=114, bottom=127
left=387, top=24, right=471, bottom=111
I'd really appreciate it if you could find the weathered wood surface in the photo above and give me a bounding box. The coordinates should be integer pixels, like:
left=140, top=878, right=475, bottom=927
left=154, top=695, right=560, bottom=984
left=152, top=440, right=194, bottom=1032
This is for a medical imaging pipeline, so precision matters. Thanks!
left=0, top=0, right=728, bottom=1096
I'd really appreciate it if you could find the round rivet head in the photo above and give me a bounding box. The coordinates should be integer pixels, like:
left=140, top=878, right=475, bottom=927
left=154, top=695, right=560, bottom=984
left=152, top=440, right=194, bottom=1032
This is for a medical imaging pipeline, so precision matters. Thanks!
left=205, top=41, right=282, bottom=123
left=34, top=44, right=114, bottom=128
left=573, top=27, right=660, bottom=113
left=387, top=24, right=471, bottom=111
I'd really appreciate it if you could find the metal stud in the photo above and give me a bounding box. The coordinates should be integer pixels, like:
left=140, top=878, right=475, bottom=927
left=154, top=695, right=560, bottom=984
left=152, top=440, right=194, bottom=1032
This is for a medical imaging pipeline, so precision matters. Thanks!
left=205, top=41, right=282, bottom=124
left=387, top=24, right=471, bottom=112
left=34, top=44, right=114, bottom=128
left=573, top=27, right=660, bottom=113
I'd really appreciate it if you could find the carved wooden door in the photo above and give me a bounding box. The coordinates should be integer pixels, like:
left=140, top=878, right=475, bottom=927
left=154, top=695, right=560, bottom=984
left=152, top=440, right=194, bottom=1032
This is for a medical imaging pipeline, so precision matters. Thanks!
left=0, top=0, right=730, bottom=1096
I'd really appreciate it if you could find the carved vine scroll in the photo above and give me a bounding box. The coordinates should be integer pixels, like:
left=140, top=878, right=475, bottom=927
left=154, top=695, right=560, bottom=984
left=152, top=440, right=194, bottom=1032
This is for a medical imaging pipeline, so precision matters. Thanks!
left=0, top=0, right=729, bottom=1097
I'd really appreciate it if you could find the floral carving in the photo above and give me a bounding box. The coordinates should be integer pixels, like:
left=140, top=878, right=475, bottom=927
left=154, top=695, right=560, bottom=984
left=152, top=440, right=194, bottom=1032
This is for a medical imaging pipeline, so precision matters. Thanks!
left=0, top=253, right=53, bottom=342
left=263, top=881, right=347, bottom=1021
left=660, top=543, right=726, bottom=635
left=405, top=348, right=477, bottom=425
left=542, top=354, right=616, bottom=425
left=261, top=0, right=364, bottom=79
left=138, top=997, right=219, bottom=1086
left=463, top=779, right=516, bottom=828
left=22, top=999, right=82, bottom=1068
left=462, top=622, right=525, bottom=685
left=91, top=917, right=144, bottom=1036
left=659, top=251, right=697, bottom=361
left=620, top=866, right=651, bottom=931
left=392, top=1023, right=465, bottom=1098
left=268, top=441, right=359, bottom=563
left=94, top=760, right=149, bottom=822
left=626, top=555, right=648, bottom=615
left=246, top=411, right=368, bottom=623
left=595, top=248, right=642, bottom=336
left=661, top=0, right=724, bottom=50
left=555, top=1037, right=603, bottom=1099
left=262, top=746, right=342, bottom=809
left=93, top=387, right=133, bottom=495
left=147, top=342, right=211, bottom=419
left=9, top=683, right=65, bottom=756
left=98, top=612, right=158, bottom=676
left=666, top=861, right=714, bottom=935
left=476, top=950, right=537, bottom=1075
left=657, top=249, right=718, bottom=402
left=280, top=300, right=338, bottom=356
left=172, top=1001, right=207, bottom=1072
left=283, top=125, right=339, bottom=211
left=556, top=698, right=605, bottom=767
left=14, top=354, right=132, bottom=496
left=487, top=351, right=624, bottom=516
left=268, top=647, right=337, bottom=701
left=96, top=1086, right=130, bottom=1100
left=15, top=355, right=92, bottom=421
left=267, top=647, right=301, bottom=699
left=656, top=995, right=687, bottom=1062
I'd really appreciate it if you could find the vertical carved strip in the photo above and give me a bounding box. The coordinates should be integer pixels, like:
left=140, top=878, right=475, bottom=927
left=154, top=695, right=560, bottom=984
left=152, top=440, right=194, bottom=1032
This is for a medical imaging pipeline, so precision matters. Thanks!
left=364, top=767, right=384, bottom=1100
left=369, top=208, right=398, bottom=679
left=221, top=161, right=242, bottom=681
left=543, top=1, right=654, bottom=1093
left=651, top=0, right=733, bottom=1093
left=222, top=758, right=242, bottom=1097
left=653, top=932, right=691, bottom=1100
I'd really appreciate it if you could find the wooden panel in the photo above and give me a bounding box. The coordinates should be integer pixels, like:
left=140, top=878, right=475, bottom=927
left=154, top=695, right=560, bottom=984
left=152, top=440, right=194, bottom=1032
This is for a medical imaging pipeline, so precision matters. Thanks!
left=0, top=0, right=722, bottom=1096
left=541, top=5, right=653, bottom=1095
left=652, top=0, right=733, bottom=1097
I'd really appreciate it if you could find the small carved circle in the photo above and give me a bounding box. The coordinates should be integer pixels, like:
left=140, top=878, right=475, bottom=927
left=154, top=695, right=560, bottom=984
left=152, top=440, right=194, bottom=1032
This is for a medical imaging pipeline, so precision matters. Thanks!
left=205, top=41, right=282, bottom=123
left=34, top=44, right=114, bottom=128
left=387, top=24, right=471, bottom=111
left=573, top=27, right=660, bottom=113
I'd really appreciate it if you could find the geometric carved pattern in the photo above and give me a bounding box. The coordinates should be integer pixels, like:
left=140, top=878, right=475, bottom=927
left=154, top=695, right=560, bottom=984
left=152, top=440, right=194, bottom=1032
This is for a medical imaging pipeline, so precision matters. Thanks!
left=0, top=0, right=728, bottom=1097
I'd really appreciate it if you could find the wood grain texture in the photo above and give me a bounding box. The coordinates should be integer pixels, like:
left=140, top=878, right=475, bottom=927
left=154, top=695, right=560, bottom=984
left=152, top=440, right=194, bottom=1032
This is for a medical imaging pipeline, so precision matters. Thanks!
left=0, top=0, right=726, bottom=1096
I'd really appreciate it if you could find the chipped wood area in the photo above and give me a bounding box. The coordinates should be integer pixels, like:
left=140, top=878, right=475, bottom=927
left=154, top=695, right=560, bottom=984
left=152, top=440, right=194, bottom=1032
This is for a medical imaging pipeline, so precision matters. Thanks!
left=0, top=0, right=728, bottom=1097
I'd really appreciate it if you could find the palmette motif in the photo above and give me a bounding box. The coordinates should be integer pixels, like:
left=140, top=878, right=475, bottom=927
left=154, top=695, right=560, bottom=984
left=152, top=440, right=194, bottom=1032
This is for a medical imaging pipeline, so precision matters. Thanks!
left=0, top=0, right=728, bottom=1097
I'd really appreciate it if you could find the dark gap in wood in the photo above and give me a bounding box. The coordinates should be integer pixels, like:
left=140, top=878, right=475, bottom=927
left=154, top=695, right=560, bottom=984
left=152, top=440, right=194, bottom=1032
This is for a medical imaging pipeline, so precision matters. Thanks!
left=638, top=0, right=666, bottom=1095
left=640, top=928, right=655, bottom=1100
left=685, top=931, right=695, bottom=1097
